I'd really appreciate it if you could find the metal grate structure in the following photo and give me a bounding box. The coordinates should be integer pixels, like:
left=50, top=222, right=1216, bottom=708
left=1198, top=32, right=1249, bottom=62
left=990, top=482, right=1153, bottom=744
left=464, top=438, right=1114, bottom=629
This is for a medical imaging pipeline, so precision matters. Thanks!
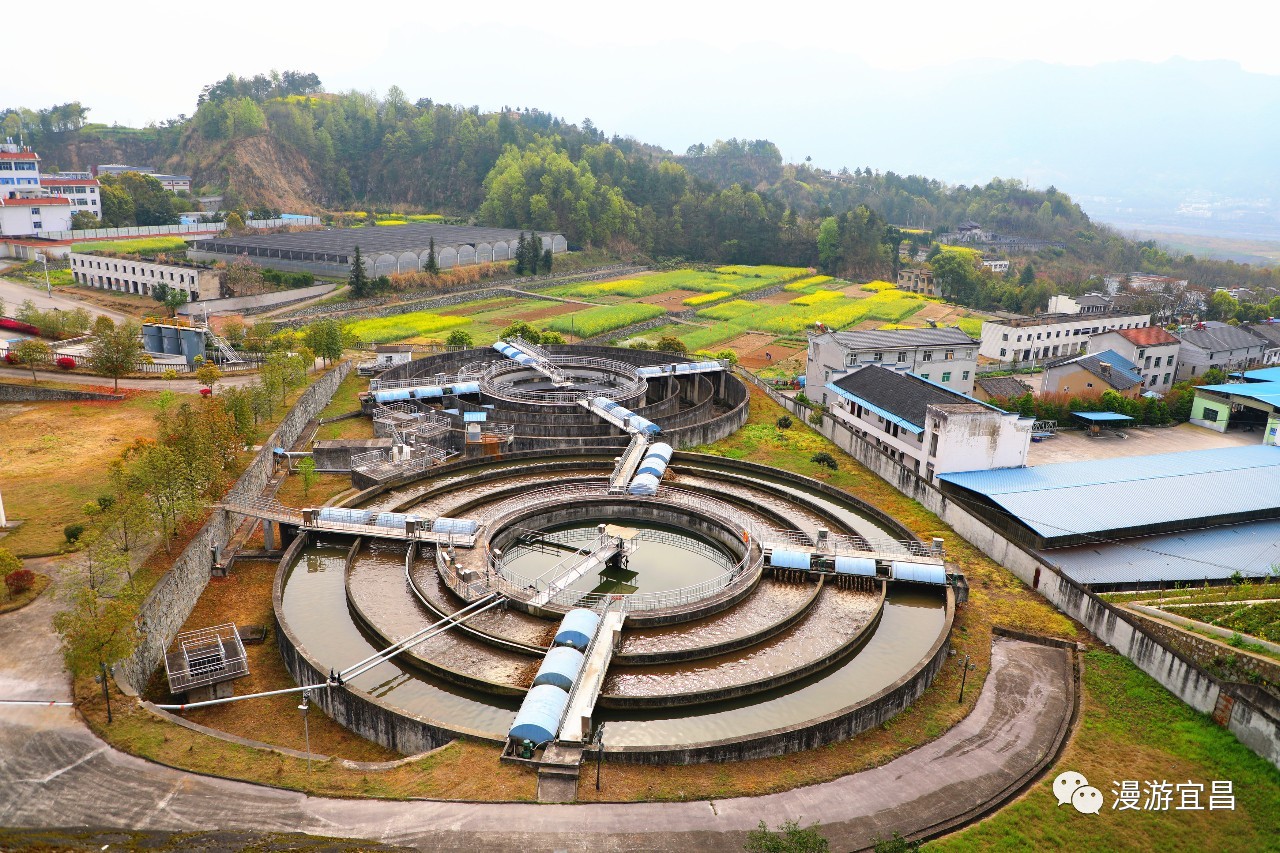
left=164, top=624, right=248, bottom=694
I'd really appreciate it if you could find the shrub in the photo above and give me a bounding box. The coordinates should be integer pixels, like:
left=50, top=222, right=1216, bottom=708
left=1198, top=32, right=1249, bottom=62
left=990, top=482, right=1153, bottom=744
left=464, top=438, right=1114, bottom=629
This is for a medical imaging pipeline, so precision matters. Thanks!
left=64, top=523, right=85, bottom=543
left=0, top=547, right=20, bottom=578
left=656, top=336, right=688, bottom=353
left=811, top=451, right=838, bottom=469
left=4, top=352, right=15, bottom=363
left=55, top=356, right=76, bottom=370
left=809, top=410, right=827, bottom=427
left=776, top=415, right=793, bottom=429
left=5, top=569, right=35, bottom=598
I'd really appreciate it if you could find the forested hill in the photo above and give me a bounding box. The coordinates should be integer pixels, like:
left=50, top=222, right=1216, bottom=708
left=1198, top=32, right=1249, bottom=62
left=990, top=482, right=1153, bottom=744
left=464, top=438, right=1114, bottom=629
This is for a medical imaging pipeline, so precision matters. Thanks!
left=5, top=72, right=1278, bottom=294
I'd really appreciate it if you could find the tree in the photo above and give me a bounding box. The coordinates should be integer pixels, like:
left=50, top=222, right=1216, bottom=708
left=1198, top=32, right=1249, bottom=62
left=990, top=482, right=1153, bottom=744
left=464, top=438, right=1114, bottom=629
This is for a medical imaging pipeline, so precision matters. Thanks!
left=349, top=246, right=372, bottom=297
left=70, top=211, right=102, bottom=230
left=99, top=182, right=135, bottom=227
left=514, top=232, right=529, bottom=275
left=296, top=456, right=318, bottom=500
left=1268, top=295, right=1280, bottom=319
left=744, top=819, right=830, bottom=853
left=1207, top=290, right=1239, bottom=322
left=195, top=362, right=222, bottom=393
left=88, top=320, right=144, bottom=392
left=1018, top=263, right=1036, bottom=286
left=52, top=563, right=140, bottom=724
left=500, top=321, right=542, bottom=343
left=656, top=336, right=687, bottom=353
left=304, top=318, right=345, bottom=365
left=541, top=247, right=553, bottom=274
left=150, top=283, right=188, bottom=318
left=446, top=329, right=474, bottom=348
left=223, top=258, right=267, bottom=297
left=224, top=211, right=246, bottom=232
left=12, top=339, right=51, bottom=384
left=422, top=237, right=440, bottom=275
left=539, top=331, right=564, bottom=345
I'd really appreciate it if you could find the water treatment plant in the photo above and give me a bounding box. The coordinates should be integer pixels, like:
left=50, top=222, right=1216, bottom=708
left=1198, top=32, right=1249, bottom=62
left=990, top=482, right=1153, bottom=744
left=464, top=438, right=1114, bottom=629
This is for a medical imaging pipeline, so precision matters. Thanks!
left=218, top=341, right=960, bottom=793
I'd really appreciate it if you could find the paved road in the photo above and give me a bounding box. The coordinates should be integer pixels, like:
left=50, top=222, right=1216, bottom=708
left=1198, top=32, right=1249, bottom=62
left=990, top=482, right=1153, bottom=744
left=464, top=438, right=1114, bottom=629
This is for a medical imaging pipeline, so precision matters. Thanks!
left=0, top=365, right=263, bottom=392
left=0, top=572, right=1074, bottom=853
left=0, top=276, right=131, bottom=324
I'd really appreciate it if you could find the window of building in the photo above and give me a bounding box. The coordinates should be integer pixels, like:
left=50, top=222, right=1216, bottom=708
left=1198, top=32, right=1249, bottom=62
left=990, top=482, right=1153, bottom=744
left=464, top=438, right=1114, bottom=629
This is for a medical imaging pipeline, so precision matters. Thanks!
left=1144, top=356, right=1152, bottom=368
left=919, top=373, right=930, bottom=380
left=929, top=433, right=939, bottom=457
left=922, top=351, right=933, bottom=362
left=30, top=207, right=40, bottom=215
left=872, top=351, right=883, bottom=362
left=999, top=348, right=1007, bottom=357
left=942, top=371, right=952, bottom=382
left=1164, top=373, right=1171, bottom=385
left=1203, top=407, right=1218, bottom=422
left=896, top=351, right=907, bottom=363
left=1002, top=333, right=1008, bottom=341
left=1154, top=356, right=1161, bottom=368
left=962, top=371, right=970, bottom=380
left=33, top=221, right=42, bottom=229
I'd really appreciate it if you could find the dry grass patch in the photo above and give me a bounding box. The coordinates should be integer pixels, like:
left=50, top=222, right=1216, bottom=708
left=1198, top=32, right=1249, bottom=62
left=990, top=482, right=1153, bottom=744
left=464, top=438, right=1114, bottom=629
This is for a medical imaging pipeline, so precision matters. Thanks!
left=0, top=388, right=161, bottom=556
left=0, top=572, right=51, bottom=613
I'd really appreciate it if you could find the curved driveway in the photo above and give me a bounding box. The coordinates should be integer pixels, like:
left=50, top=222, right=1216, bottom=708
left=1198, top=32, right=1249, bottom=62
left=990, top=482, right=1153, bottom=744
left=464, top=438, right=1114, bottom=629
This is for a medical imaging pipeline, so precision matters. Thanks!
left=0, top=558, right=1073, bottom=852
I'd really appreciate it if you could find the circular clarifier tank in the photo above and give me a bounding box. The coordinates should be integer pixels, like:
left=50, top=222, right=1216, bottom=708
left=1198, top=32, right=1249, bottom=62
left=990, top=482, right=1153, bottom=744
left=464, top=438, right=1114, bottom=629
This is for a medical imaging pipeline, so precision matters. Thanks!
left=276, top=454, right=955, bottom=763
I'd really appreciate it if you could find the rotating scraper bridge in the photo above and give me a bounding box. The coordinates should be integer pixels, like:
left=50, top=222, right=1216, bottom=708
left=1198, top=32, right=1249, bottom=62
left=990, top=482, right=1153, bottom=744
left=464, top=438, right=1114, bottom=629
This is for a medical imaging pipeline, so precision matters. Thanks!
left=210, top=343, right=959, bottom=792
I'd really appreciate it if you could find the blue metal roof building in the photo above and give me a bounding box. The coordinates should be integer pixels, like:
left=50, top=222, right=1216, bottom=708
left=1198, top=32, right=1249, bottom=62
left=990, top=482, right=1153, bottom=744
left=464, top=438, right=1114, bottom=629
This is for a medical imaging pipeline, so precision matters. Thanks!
left=1045, top=519, right=1280, bottom=586
left=937, top=446, right=1280, bottom=549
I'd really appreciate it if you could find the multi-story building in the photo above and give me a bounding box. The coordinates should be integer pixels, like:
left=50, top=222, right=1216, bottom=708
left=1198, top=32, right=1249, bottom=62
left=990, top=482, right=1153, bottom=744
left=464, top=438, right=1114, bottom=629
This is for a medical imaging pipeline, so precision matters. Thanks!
left=978, top=310, right=1151, bottom=363
left=1243, top=323, right=1280, bottom=366
left=1041, top=350, right=1144, bottom=398
left=0, top=142, right=43, bottom=202
left=95, top=164, right=192, bottom=193
left=1045, top=293, right=1113, bottom=315
left=896, top=267, right=939, bottom=297
left=981, top=258, right=1010, bottom=273
left=1174, top=321, right=1267, bottom=380
left=807, top=326, right=979, bottom=397
left=1089, top=326, right=1181, bottom=394
left=0, top=196, right=71, bottom=237
left=69, top=252, right=220, bottom=302
left=824, top=365, right=1032, bottom=481
left=41, top=175, right=102, bottom=219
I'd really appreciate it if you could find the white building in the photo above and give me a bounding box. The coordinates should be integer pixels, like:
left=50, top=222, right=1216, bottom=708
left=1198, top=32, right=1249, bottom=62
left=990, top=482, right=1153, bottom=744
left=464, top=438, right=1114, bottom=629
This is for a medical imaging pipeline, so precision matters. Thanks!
left=807, top=326, right=979, bottom=396
left=1045, top=293, right=1113, bottom=316
left=96, top=164, right=192, bottom=193
left=1174, top=321, right=1267, bottom=380
left=1089, top=326, right=1182, bottom=393
left=0, top=143, right=42, bottom=200
left=69, top=251, right=220, bottom=302
left=981, top=258, right=1010, bottom=273
left=896, top=267, right=939, bottom=297
left=824, top=365, right=1032, bottom=482
left=0, top=196, right=71, bottom=237
left=979, top=310, right=1151, bottom=363
left=41, top=175, right=101, bottom=219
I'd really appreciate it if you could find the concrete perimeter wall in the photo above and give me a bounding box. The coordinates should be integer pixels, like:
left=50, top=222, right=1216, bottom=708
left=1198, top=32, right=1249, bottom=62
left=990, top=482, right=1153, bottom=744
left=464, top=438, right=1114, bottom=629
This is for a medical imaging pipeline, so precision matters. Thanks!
left=176, top=282, right=336, bottom=317
left=0, top=384, right=124, bottom=402
left=118, top=361, right=353, bottom=692
left=736, top=368, right=1280, bottom=769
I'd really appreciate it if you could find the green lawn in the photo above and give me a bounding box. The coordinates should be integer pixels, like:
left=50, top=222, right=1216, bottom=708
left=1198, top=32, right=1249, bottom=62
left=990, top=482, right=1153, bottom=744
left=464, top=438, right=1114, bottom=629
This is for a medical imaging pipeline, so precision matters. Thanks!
left=543, top=303, right=665, bottom=338
left=930, top=651, right=1280, bottom=852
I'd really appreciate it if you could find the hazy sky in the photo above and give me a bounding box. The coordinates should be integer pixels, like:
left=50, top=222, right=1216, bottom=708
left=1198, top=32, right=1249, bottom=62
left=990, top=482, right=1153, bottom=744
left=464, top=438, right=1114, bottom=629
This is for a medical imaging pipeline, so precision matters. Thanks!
left=6, top=0, right=1277, bottom=178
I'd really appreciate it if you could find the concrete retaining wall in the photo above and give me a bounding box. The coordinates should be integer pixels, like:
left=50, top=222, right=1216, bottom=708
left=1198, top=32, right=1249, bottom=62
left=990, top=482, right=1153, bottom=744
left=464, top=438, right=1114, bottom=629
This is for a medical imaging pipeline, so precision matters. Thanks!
left=737, top=368, right=1280, bottom=769
left=117, top=361, right=354, bottom=692
left=0, top=384, right=124, bottom=402
left=176, top=282, right=336, bottom=317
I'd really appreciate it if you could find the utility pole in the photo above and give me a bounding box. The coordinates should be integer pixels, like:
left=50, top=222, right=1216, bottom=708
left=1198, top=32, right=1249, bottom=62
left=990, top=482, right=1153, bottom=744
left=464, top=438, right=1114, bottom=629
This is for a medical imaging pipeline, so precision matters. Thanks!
left=958, top=654, right=972, bottom=704
left=298, top=690, right=312, bottom=772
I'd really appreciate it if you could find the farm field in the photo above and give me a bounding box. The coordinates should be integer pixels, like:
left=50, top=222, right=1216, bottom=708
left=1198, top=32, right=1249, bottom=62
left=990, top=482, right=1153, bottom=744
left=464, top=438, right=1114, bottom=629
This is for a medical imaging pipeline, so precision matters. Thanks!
left=338, top=264, right=999, bottom=362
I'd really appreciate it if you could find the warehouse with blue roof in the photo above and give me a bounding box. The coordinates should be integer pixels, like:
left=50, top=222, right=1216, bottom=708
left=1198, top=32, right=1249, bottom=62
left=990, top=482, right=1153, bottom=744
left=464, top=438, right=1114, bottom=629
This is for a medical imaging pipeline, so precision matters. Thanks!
left=938, top=445, right=1280, bottom=587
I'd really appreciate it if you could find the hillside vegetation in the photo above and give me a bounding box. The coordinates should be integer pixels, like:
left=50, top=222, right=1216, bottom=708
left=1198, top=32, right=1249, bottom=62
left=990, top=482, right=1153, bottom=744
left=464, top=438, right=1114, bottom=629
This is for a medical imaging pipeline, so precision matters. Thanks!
left=7, top=73, right=1280, bottom=297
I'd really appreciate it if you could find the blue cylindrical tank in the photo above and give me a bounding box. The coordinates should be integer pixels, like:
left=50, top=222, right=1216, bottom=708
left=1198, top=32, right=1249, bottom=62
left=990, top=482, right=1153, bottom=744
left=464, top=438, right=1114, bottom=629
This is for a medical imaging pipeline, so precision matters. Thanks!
left=769, top=549, right=811, bottom=570
left=411, top=386, right=444, bottom=399
left=448, top=382, right=480, bottom=395
left=317, top=508, right=374, bottom=526
left=531, top=646, right=586, bottom=691
left=432, top=517, right=479, bottom=536
left=891, top=561, right=947, bottom=585
left=373, top=512, right=419, bottom=531
left=553, top=609, right=600, bottom=651
left=507, top=683, right=569, bottom=745
left=372, top=388, right=412, bottom=403
left=834, top=556, right=877, bottom=576
left=633, top=443, right=673, bottom=480
left=627, top=474, right=660, bottom=496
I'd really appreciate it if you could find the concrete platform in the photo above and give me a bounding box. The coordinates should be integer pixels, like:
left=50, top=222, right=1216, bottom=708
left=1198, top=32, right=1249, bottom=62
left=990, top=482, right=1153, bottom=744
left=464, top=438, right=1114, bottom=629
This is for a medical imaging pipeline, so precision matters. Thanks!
left=1027, top=421, right=1257, bottom=466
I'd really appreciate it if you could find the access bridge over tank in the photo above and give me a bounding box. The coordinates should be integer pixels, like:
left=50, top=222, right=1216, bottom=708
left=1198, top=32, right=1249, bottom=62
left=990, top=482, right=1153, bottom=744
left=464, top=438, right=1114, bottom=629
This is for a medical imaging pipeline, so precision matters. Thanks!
left=222, top=497, right=482, bottom=548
